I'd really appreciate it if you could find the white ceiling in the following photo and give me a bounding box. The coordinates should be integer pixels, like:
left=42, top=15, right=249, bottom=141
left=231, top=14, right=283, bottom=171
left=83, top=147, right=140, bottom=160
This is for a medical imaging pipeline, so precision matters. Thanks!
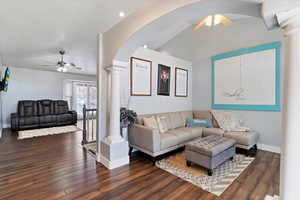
left=0, top=0, right=155, bottom=75
left=115, top=0, right=262, bottom=61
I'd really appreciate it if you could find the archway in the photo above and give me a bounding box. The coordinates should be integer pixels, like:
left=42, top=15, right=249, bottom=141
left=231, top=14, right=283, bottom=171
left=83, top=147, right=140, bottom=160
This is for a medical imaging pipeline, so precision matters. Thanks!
left=96, top=0, right=262, bottom=167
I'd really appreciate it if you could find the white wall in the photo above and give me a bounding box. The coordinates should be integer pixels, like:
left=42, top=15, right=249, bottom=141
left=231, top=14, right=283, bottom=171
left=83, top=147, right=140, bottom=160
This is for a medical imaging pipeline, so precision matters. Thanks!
left=1, top=67, right=96, bottom=127
left=119, top=47, right=192, bottom=115
left=159, top=18, right=284, bottom=151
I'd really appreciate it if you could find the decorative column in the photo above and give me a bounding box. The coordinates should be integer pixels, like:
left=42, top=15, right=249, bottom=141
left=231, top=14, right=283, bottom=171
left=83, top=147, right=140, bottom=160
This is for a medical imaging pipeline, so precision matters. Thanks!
left=99, top=65, right=129, bottom=169
left=276, top=8, right=300, bottom=200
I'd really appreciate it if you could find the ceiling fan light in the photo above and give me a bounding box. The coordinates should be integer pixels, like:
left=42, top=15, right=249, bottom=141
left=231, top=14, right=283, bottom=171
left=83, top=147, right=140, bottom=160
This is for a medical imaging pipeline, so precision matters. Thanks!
left=62, top=67, right=67, bottom=72
left=205, top=15, right=213, bottom=27
left=57, top=66, right=67, bottom=72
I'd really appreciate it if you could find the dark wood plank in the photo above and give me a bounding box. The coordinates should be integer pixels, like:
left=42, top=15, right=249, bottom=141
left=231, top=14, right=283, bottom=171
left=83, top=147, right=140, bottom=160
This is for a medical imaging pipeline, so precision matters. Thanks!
left=0, top=129, right=279, bottom=200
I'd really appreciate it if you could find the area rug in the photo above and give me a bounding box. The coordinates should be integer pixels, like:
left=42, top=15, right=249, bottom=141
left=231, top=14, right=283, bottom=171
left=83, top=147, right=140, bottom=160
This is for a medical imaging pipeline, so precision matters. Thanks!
left=83, top=142, right=97, bottom=154
left=18, top=125, right=81, bottom=139
left=156, top=152, right=254, bottom=196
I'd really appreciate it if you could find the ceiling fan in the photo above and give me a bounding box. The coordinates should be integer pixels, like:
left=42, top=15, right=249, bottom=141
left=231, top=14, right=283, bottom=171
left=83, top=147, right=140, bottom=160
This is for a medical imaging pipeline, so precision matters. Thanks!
left=42, top=50, right=82, bottom=72
left=193, top=14, right=233, bottom=30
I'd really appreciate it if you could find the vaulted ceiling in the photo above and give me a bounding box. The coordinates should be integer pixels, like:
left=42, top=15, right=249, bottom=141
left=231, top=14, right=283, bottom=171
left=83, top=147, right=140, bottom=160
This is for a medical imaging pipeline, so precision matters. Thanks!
left=0, top=0, right=264, bottom=75
left=0, top=0, right=155, bottom=75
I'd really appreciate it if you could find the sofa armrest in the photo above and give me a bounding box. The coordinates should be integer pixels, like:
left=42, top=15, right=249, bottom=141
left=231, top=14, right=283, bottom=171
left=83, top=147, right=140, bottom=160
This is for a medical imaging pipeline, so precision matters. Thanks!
left=68, top=111, right=77, bottom=124
left=129, top=124, right=160, bottom=153
left=11, top=113, right=19, bottom=131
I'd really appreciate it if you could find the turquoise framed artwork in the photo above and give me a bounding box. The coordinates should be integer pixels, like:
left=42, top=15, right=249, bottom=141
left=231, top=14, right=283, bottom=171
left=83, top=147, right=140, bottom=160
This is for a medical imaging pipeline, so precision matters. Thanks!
left=211, top=42, right=281, bottom=111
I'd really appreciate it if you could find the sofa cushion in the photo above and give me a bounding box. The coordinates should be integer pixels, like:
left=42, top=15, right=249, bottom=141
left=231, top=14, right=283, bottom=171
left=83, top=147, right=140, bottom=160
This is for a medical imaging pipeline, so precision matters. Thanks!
left=175, top=127, right=203, bottom=139
left=37, top=100, right=54, bottom=116
left=156, top=113, right=172, bottom=130
left=18, top=101, right=38, bottom=117
left=186, top=127, right=203, bottom=138
left=39, top=115, right=57, bottom=125
left=156, top=115, right=169, bottom=133
left=202, top=128, right=225, bottom=137
left=180, top=111, right=193, bottom=125
left=143, top=116, right=159, bottom=130
left=137, top=114, right=155, bottom=125
left=223, top=131, right=258, bottom=147
left=169, top=112, right=185, bottom=129
left=54, top=100, right=69, bottom=115
left=193, top=111, right=212, bottom=120
left=57, top=113, right=73, bottom=123
left=166, top=129, right=195, bottom=144
left=193, top=110, right=219, bottom=128
left=160, top=133, right=180, bottom=150
left=187, top=118, right=213, bottom=128
left=19, top=116, right=39, bottom=126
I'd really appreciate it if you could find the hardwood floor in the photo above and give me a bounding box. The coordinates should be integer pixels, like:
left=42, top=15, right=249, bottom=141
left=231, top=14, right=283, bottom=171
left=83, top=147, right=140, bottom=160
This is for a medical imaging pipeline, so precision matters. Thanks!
left=0, top=129, right=280, bottom=200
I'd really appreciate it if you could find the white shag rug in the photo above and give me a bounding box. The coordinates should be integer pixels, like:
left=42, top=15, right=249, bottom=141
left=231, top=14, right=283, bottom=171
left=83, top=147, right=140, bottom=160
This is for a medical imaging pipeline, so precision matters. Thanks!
left=18, top=125, right=81, bottom=139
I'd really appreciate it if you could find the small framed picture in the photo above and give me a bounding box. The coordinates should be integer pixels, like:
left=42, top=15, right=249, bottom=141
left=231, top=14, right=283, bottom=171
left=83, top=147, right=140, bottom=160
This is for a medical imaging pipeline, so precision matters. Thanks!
left=130, top=57, right=152, bottom=96
left=157, top=64, right=171, bottom=96
left=175, top=67, right=188, bottom=97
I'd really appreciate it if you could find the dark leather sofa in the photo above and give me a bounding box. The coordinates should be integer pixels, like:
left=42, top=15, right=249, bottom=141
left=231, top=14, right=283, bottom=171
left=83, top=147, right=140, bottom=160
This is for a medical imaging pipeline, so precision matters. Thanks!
left=11, top=100, right=77, bottom=131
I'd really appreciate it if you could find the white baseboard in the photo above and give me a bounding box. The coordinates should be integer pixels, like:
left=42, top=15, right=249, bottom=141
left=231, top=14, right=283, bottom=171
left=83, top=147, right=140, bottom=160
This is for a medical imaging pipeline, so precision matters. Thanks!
left=258, top=143, right=281, bottom=154
left=98, top=154, right=129, bottom=170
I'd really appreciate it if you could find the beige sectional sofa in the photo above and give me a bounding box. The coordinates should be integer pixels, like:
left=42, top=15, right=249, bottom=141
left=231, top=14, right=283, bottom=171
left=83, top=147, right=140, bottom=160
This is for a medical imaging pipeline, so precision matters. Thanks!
left=128, top=110, right=259, bottom=162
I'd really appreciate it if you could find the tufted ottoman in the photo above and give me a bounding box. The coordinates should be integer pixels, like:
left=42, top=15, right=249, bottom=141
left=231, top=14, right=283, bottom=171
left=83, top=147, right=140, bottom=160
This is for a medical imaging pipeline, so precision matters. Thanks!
left=185, top=135, right=236, bottom=176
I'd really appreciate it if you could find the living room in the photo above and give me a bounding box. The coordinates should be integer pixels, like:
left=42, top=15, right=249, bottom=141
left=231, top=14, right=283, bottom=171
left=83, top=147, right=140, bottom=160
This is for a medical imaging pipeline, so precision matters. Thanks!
left=0, top=0, right=299, bottom=200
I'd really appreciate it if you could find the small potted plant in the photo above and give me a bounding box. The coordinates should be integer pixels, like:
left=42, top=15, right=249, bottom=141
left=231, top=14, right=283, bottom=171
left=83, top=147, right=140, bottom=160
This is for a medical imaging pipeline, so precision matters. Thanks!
left=120, top=107, right=137, bottom=140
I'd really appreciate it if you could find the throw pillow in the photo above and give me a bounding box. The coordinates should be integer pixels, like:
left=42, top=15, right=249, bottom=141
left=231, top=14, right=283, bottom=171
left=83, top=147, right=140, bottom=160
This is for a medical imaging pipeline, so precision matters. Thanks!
left=186, top=118, right=213, bottom=128
left=211, top=110, right=250, bottom=132
left=156, top=116, right=169, bottom=133
left=143, top=116, right=159, bottom=130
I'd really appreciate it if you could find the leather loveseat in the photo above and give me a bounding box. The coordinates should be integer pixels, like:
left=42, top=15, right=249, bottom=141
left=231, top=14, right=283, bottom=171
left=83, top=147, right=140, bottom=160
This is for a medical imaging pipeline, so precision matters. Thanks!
left=11, top=100, right=77, bottom=131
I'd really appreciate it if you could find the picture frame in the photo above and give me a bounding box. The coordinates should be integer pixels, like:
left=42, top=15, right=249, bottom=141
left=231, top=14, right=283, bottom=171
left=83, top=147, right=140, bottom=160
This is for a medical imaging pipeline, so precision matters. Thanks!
left=130, top=57, right=152, bottom=96
left=157, top=64, right=171, bottom=96
left=175, top=67, right=188, bottom=97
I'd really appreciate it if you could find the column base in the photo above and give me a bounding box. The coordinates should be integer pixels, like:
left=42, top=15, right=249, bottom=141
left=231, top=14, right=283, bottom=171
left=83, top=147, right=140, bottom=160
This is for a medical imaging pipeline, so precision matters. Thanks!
left=99, top=138, right=129, bottom=169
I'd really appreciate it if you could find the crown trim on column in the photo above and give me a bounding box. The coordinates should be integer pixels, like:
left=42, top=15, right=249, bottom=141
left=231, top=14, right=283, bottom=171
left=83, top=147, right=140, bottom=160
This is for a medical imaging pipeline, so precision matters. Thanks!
left=105, top=65, right=126, bottom=72
left=276, top=7, right=300, bottom=35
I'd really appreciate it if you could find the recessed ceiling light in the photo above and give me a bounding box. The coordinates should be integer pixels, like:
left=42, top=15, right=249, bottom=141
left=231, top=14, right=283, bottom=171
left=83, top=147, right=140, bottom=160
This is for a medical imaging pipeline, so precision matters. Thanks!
left=143, top=45, right=148, bottom=49
left=119, top=11, right=125, bottom=17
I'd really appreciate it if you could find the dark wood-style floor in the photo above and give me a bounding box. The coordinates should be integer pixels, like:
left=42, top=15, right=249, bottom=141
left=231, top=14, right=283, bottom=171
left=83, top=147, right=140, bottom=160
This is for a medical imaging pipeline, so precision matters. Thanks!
left=0, top=129, right=280, bottom=200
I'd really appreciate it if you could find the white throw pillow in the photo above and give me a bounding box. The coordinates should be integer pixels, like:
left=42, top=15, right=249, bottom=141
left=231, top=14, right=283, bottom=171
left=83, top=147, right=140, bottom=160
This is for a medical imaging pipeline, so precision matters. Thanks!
left=143, top=116, right=159, bottom=130
left=211, top=110, right=250, bottom=132
left=156, top=116, right=169, bottom=133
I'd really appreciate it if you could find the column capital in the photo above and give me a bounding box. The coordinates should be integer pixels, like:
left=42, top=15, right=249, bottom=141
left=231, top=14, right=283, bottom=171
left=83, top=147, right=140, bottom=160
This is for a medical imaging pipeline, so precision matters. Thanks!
left=276, top=7, right=300, bottom=35
left=105, top=65, right=125, bottom=72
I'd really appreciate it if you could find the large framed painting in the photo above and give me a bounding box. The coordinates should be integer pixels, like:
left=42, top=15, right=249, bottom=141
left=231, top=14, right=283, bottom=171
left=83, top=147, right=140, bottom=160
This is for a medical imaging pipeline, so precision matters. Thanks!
left=157, top=64, right=171, bottom=96
left=130, top=57, right=152, bottom=96
left=212, top=42, right=281, bottom=111
left=175, top=67, right=188, bottom=97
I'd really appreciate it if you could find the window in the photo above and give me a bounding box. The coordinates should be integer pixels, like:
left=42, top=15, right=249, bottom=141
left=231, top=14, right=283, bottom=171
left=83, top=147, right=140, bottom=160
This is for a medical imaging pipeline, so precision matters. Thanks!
left=63, top=80, right=97, bottom=119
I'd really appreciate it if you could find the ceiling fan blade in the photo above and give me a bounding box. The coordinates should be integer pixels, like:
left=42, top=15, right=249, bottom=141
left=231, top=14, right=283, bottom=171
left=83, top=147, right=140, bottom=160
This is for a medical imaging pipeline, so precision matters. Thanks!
left=39, top=64, right=58, bottom=67
left=70, top=63, right=82, bottom=70
left=221, top=15, right=233, bottom=26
